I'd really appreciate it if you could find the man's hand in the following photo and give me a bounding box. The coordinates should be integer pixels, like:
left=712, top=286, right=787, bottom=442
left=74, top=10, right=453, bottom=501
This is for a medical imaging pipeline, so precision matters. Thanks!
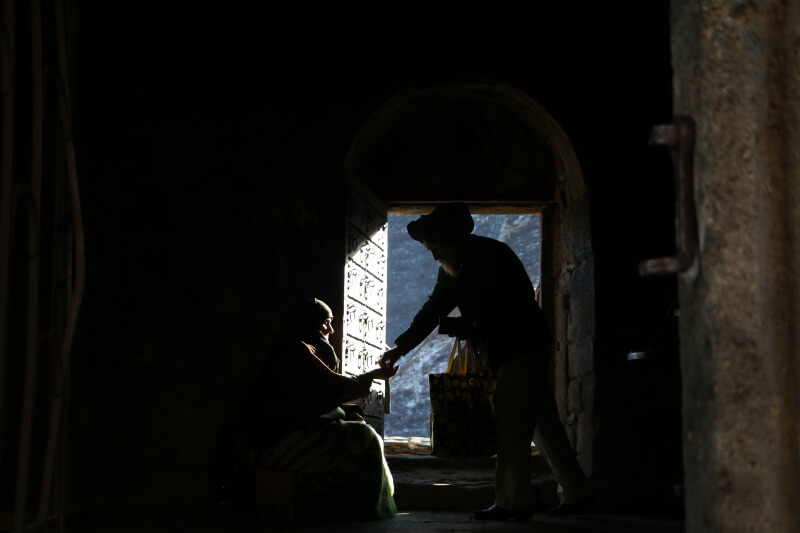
left=380, top=346, right=404, bottom=370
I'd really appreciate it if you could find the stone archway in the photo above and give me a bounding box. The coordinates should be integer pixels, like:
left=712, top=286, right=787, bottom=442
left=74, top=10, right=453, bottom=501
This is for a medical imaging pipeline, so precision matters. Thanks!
left=345, top=82, right=597, bottom=474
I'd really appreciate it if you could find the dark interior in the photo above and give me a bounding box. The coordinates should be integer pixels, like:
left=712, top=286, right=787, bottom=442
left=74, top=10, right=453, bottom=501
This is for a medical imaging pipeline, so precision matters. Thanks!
left=2, top=1, right=685, bottom=526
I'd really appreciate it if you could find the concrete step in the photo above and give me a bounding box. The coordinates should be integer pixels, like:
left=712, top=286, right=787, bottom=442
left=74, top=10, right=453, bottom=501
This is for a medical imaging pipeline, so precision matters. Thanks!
left=386, top=452, right=552, bottom=472
left=386, top=454, right=558, bottom=511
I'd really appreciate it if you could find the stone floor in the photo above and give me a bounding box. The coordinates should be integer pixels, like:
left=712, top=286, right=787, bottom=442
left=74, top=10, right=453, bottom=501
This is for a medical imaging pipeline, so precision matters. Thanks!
left=288, top=511, right=685, bottom=532
left=388, top=453, right=559, bottom=511
left=63, top=449, right=684, bottom=533
left=67, top=506, right=685, bottom=533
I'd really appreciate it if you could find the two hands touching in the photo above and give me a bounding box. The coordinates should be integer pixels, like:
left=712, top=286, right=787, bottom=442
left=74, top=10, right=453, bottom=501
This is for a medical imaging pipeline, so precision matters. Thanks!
left=339, top=348, right=402, bottom=422
left=359, top=346, right=404, bottom=381
left=345, top=347, right=402, bottom=423
left=363, top=363, right=399, bottom=381
left=379, top=346, right=404, bottom=372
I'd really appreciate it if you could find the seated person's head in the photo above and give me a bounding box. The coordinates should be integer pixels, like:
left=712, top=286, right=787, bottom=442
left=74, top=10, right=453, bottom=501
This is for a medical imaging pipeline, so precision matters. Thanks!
left=289, top=297, right=334, bottom=339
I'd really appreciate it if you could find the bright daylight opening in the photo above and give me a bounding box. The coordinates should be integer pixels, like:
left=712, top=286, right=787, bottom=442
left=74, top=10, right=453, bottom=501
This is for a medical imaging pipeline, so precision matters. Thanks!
left=384, top=212, right=542, bottom=440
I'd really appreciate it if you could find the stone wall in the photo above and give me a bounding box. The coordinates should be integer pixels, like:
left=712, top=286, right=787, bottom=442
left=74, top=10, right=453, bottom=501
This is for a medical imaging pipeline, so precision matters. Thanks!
left=561, top=193, right=596, bottom=474
left=671, top=1, right=800, bottom=531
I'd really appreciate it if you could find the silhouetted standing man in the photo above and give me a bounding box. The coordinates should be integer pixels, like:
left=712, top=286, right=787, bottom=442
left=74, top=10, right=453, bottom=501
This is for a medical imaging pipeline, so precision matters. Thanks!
left=381, top=203, right=592, bottom=520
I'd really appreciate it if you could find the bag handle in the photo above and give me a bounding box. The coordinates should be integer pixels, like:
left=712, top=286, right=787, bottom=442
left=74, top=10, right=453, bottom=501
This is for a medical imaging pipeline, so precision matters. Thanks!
left=445, top=339, right=459, bottom=374
left=446, top=337, right=478, bottom=376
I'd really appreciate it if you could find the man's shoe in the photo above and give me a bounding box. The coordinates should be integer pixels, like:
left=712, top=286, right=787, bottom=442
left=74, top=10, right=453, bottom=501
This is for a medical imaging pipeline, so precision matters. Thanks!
left=473, top=504, right=532, bottom=521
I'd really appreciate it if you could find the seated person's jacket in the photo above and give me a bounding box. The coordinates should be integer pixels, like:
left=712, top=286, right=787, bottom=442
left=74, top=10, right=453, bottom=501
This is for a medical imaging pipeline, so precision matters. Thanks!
left=236, top=334, right=372, bottom=446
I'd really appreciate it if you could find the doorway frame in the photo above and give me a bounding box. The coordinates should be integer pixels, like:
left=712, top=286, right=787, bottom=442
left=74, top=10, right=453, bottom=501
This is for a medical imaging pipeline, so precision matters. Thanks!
left=345, top=82, right=596, bottom=475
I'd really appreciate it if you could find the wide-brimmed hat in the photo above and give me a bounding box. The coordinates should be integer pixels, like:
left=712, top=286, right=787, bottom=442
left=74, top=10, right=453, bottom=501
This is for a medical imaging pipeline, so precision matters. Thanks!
left=407, top=202, right=474, bottom=243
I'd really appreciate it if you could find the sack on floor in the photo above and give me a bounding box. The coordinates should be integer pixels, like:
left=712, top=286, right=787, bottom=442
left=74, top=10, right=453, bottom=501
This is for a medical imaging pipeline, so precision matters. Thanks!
left=429, top=338, right=497, bottom=458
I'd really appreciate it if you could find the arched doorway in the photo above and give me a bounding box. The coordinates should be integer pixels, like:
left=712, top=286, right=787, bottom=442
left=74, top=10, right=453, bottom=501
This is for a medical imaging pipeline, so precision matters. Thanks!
left=344, top=82, right=596, bottom=475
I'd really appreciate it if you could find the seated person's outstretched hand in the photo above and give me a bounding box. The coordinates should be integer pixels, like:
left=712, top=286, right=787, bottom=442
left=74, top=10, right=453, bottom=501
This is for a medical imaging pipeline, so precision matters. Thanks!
left=367, top=365, right=399, bottom=381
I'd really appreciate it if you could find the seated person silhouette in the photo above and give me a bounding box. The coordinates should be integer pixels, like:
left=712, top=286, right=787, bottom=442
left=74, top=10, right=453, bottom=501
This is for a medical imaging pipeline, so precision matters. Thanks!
left=221, top=297, right=398, bottom=521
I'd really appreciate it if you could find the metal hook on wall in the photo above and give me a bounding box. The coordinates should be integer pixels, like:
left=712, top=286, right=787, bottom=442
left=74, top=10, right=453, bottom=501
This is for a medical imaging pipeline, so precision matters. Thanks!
left=639, top=116, right=699, bottom=277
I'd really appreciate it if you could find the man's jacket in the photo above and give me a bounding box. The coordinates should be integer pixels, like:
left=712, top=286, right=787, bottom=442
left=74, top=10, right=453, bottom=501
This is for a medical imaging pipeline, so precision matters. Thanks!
left=394, top=234, right=552, bottom=372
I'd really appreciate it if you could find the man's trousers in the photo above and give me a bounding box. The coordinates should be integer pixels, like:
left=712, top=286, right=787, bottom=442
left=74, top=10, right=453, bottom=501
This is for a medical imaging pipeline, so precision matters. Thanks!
left=493, top=355, right=590, bottom=511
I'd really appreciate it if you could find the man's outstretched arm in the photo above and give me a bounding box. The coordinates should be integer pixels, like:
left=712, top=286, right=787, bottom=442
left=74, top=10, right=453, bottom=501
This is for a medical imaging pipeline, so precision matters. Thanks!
left=380, top=267, right=457, bottom=369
